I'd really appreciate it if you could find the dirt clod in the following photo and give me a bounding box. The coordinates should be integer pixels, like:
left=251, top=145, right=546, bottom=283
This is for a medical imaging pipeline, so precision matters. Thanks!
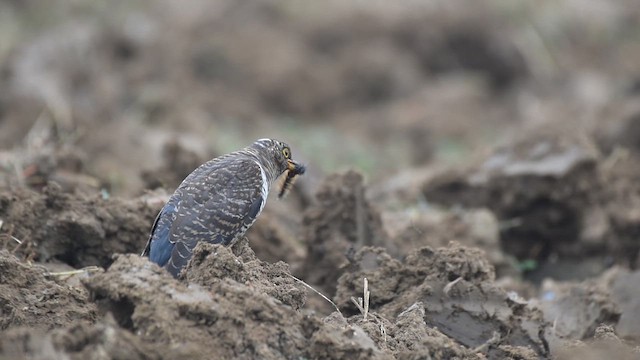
left=1, top=320, right=162, bottom=360
left=0, top=250, right=96, bottom=332
left=185, top=239, right=307, bottom=310
left=297, top=170, right=388, bottom=296
left=1, top=1, right=640, bottom=358
left=336, top=245, right=550, bottom=359
left=0, top=184, right=157, bottom=268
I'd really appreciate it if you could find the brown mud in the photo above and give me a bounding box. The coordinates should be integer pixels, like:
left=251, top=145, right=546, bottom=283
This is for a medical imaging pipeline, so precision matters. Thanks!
left=2, top=1, right=640, bottom=359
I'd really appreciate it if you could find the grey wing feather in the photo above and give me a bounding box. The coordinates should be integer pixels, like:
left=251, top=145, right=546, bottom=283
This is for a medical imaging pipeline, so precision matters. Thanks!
left=161, top=157, right=265, bottom=277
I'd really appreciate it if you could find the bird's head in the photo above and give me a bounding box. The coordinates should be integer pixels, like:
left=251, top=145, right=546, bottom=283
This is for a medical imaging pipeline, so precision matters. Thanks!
left=249, top=138, right=305, bottom=183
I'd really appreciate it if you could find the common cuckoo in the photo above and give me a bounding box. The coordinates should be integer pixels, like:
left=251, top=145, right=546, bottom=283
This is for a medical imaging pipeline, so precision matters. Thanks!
left=142, top=138, right=305, bottom=277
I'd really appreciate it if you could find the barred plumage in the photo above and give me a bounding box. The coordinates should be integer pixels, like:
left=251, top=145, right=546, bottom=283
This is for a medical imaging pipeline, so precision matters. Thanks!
left=142, top=139, right=304, bottom=277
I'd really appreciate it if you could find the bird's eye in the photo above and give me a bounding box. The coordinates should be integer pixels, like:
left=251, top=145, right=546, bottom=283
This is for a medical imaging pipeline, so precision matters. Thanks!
left=282, top=147, right=291, bottom=159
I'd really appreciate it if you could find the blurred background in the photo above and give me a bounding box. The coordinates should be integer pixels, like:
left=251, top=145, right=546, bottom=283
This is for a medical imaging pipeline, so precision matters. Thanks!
left=1, top=0, right=638, bottom=195
left=3, top=1, right=640, bottom=350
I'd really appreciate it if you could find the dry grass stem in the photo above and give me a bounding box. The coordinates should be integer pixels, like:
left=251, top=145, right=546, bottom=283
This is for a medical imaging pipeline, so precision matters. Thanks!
left=363, top=277, right=370, bottom=320
left=473, top=331, right=501, bottom=353
left=350, top=277, right=370, bottom=320
left=285, top=272, right=344, bottom=319
left=380, top=322, right=387, bottom=344
left=45, top=266, right=102, bottom=278
left=10, top=235, right=22, bottom=244
left=443, top=276, right=462, bottom=296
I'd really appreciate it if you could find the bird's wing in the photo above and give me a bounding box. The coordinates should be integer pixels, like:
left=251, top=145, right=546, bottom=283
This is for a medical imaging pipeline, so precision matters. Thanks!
left=152, top=157, right=265, bottom=277
left=142, top=200, right=178, bottom=265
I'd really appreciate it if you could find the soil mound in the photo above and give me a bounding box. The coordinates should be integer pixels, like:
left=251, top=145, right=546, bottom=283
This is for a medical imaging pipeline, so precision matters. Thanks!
left=0, top=250, right=96, bottom=332
left=423, top=134, right=640, bottom=282
left=0, top=184, right=157, bottom=268
left=336, top=244, right=550, bottom=359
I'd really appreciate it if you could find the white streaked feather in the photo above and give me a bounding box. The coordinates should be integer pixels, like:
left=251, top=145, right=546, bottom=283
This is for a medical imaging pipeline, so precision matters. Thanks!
left=253, top=159, right=269, bottom=214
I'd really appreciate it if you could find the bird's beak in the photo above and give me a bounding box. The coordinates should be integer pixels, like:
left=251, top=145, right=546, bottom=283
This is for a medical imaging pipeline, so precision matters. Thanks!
left=287, top=159, right=306, bottom=175
left=287, top=159, right=296, bottom=172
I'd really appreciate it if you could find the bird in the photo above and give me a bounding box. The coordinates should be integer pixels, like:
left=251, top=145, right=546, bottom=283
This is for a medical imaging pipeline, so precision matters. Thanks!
left=141, top=138, right=305, bottom=277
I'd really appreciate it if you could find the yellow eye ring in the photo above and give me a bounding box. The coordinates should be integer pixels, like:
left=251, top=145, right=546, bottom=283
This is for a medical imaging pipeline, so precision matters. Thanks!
left=282, top=147, right=291, bottom=158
